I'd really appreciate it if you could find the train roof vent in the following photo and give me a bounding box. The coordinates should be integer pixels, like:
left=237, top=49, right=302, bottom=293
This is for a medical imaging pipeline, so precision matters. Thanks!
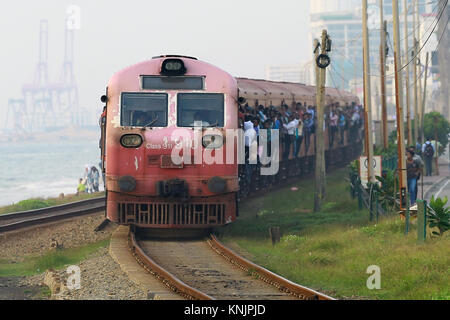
left=152, top=55, right=198, bottom=60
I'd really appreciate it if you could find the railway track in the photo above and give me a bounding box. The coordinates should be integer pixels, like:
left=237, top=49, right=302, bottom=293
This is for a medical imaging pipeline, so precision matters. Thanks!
left=0, top=197, right=106, bottom=233
left=129, top=230, right=334, bottom=300
left=1, top=195, right=335, bottom=300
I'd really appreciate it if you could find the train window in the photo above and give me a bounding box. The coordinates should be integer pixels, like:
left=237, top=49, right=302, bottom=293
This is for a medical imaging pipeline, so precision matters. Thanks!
left=177, top=93, right=224, bottom=128
left=141, top=76, right=204, bottom=90
left=121, top=93, right=168, bottom=127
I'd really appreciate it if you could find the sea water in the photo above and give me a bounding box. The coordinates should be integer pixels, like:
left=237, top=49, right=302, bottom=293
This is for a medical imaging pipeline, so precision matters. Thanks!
left=0, top=140, right=104, bottom=206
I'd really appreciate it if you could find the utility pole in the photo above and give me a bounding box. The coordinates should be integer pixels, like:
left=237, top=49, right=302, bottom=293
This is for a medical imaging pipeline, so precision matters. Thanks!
left=362, top=0, right=375, bottom=184
left=404, top=0, right=412, bottom=147
left=417, top=0, right=423, bottom=142
left=393, top=0, right=408, bottom=210
left=438, top=0, right=450, bottom=120
left=314, top=39, right=320, bottom=92
left=413, top=0, right=419, bottom=144
left=421, top=52, right=429, bottom=144
left=380, top=0, right=388, bottom=150
left=433, top=114, right=440, bottom=175
left=314, top=30, right=330, bottom=212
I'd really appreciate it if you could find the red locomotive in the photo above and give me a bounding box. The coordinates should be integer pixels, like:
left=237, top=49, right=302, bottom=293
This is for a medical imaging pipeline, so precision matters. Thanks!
left=99, top=55, right=361, bottom=230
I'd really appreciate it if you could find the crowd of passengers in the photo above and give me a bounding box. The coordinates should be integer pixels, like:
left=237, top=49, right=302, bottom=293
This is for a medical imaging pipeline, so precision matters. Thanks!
left=239, top=101, right=364, bottom=162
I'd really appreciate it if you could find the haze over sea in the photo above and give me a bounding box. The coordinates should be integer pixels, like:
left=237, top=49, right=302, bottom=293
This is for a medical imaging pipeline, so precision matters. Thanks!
left=0, top=140, right=103, bottom=206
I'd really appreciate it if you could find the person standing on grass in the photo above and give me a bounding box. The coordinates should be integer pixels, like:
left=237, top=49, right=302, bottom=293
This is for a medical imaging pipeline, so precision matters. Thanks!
left=84, top=165, right=94, bottom=194
left=406, top=150, right=421, bottom=205
left=422, top=138, right=435, bottom=176
left=408, top=146, right=423, bottom=202
left=92, top=167, right=100, bottom=192
left=77, top=178, right=86, bottom=195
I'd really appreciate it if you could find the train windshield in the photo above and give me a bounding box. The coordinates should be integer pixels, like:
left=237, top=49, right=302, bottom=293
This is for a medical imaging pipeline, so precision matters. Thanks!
left=177, top=93, right=224, bottom=127
left=121, top=93, right=168, bottom=127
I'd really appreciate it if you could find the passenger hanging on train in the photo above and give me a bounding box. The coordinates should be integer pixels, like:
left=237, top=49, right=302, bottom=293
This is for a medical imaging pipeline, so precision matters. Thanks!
left=329, top=105, right=339, bottom=147
left=282, top=114, right=299, bottom=161
left=303, top=112, right=314, bottom=154
left=257, top=105, right=267, bottom=123
left=279, top=107, right=289, bottom=162
left=253, top=118, right=260, bottom=137
left=350, top=107, right=360, bottom=142
left=282, top=104, right=291, bottom=118
left=244, top=119, right=257, bottom=185
left=272, top=111, right=282, bottom=130
left=307, top=105, right=315, bottom=119
left=262, top=119, right=273, bottom=158
left=294, top=112, right=304, bottom=158
left=338, top=108, right=347, bottom=145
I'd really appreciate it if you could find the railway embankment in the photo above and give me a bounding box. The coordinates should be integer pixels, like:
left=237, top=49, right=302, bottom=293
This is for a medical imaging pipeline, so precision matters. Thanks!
left=219, top=168, right=450, bottom=300
left=0, top=211, right=147, bottom=300
left=0, top=192, right=105, bottom=216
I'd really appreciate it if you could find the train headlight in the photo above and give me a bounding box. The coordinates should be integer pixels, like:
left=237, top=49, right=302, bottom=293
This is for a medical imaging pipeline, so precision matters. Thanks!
left=208, top=177, right=227, bottom=193
left=161, top=59, right=186, bottom=76
left=118, top=176, right=137, bottom=192
left=202, top=135, right=224, bottom=149
left=120, top=134, right=143, bottom=148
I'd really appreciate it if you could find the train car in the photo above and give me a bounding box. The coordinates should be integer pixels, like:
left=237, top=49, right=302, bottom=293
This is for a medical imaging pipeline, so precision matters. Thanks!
left=99, top=55, right=361, bottom=231
left=100, top=56, right=239, bottom=230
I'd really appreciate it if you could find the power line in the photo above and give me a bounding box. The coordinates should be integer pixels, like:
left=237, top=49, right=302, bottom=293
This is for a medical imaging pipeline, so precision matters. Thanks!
left=403, top=0, right=446, bottom=57
left=399, top=0, right=441, bottom=44
left=328, top=67, right=346, bottom=99
left=315, top=0, right=449, bottom=84
left=391, top=0, right=448, bottom=75
left=368, top=0, right=448, bottom=78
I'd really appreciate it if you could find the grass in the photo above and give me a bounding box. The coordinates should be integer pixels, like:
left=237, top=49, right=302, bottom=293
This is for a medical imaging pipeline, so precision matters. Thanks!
left=219, top=168, right=450, bottom=300
left=0, top=192, right=105, bottom=216
left=219, top=168, right=368, bottom=239
left=0, top=239, right=110, bottom=277
left=39, top=287, right=52, bottom=299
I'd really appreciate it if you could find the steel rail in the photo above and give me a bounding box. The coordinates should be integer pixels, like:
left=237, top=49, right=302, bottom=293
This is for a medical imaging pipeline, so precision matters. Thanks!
left=0, top=197, right=106, bottom=233
left=208, top=234, right=335, bottom=300
left=128, top=230, right=334, bottom=300
left=128, top=231, right=214, bottom=300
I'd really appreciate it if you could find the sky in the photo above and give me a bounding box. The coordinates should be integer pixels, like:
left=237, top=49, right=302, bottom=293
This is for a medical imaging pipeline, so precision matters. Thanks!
left=0, top=0, right=311, bottom=127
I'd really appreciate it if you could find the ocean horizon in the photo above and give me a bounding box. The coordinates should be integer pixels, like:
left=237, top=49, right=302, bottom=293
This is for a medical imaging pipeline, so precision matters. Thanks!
left=0, top=140, right=104, bottom=207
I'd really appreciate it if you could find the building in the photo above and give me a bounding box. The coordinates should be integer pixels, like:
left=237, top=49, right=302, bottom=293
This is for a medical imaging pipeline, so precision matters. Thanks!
left=309, top=0, right=434, bottom=120
left=265, top=63, right=314, bottom=85
left=435, top=0, right=450, bottom=120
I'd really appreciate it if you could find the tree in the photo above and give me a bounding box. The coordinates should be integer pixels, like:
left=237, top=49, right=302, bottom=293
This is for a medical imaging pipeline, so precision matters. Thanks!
left=423, top=112, right=450, bottom=156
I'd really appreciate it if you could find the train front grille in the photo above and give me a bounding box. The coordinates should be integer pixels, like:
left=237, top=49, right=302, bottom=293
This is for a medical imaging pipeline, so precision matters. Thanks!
left=117, top=202, right=226, bottom=226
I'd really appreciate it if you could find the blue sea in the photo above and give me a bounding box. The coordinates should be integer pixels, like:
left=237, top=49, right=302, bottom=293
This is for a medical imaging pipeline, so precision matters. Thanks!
left=0, top=140, right=104, bottom=206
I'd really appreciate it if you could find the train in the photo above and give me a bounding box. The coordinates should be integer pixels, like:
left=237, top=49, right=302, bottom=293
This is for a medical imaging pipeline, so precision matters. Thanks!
left=99, top=55, right=362, bottom=230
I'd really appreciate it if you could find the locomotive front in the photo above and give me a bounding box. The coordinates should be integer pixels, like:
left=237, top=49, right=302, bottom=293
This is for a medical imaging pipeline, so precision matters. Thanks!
left=102, top=56, right=239, bottom=229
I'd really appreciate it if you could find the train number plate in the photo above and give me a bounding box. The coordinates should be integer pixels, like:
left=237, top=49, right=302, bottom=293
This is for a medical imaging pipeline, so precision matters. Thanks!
left=160, top=155, right=184, bottom=169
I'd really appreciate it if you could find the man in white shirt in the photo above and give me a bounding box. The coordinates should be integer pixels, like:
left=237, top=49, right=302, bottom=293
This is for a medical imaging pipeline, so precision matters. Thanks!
left=282, top=115, right=299, bottom=160
left=244, top=120, right=257, bottom=185
left=244, top=121, right=257, bottom=148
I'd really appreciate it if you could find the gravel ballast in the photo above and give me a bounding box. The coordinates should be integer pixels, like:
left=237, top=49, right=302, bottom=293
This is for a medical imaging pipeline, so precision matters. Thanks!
left=0, top=214, right=148, bottom=300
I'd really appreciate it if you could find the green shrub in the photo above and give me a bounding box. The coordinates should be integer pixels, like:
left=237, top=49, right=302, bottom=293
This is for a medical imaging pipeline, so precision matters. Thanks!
left=427, top=196, right=450, bottom=237
left=374, top=169, right=398, bottom=213
left=15, top=199, right=50, bottom=211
